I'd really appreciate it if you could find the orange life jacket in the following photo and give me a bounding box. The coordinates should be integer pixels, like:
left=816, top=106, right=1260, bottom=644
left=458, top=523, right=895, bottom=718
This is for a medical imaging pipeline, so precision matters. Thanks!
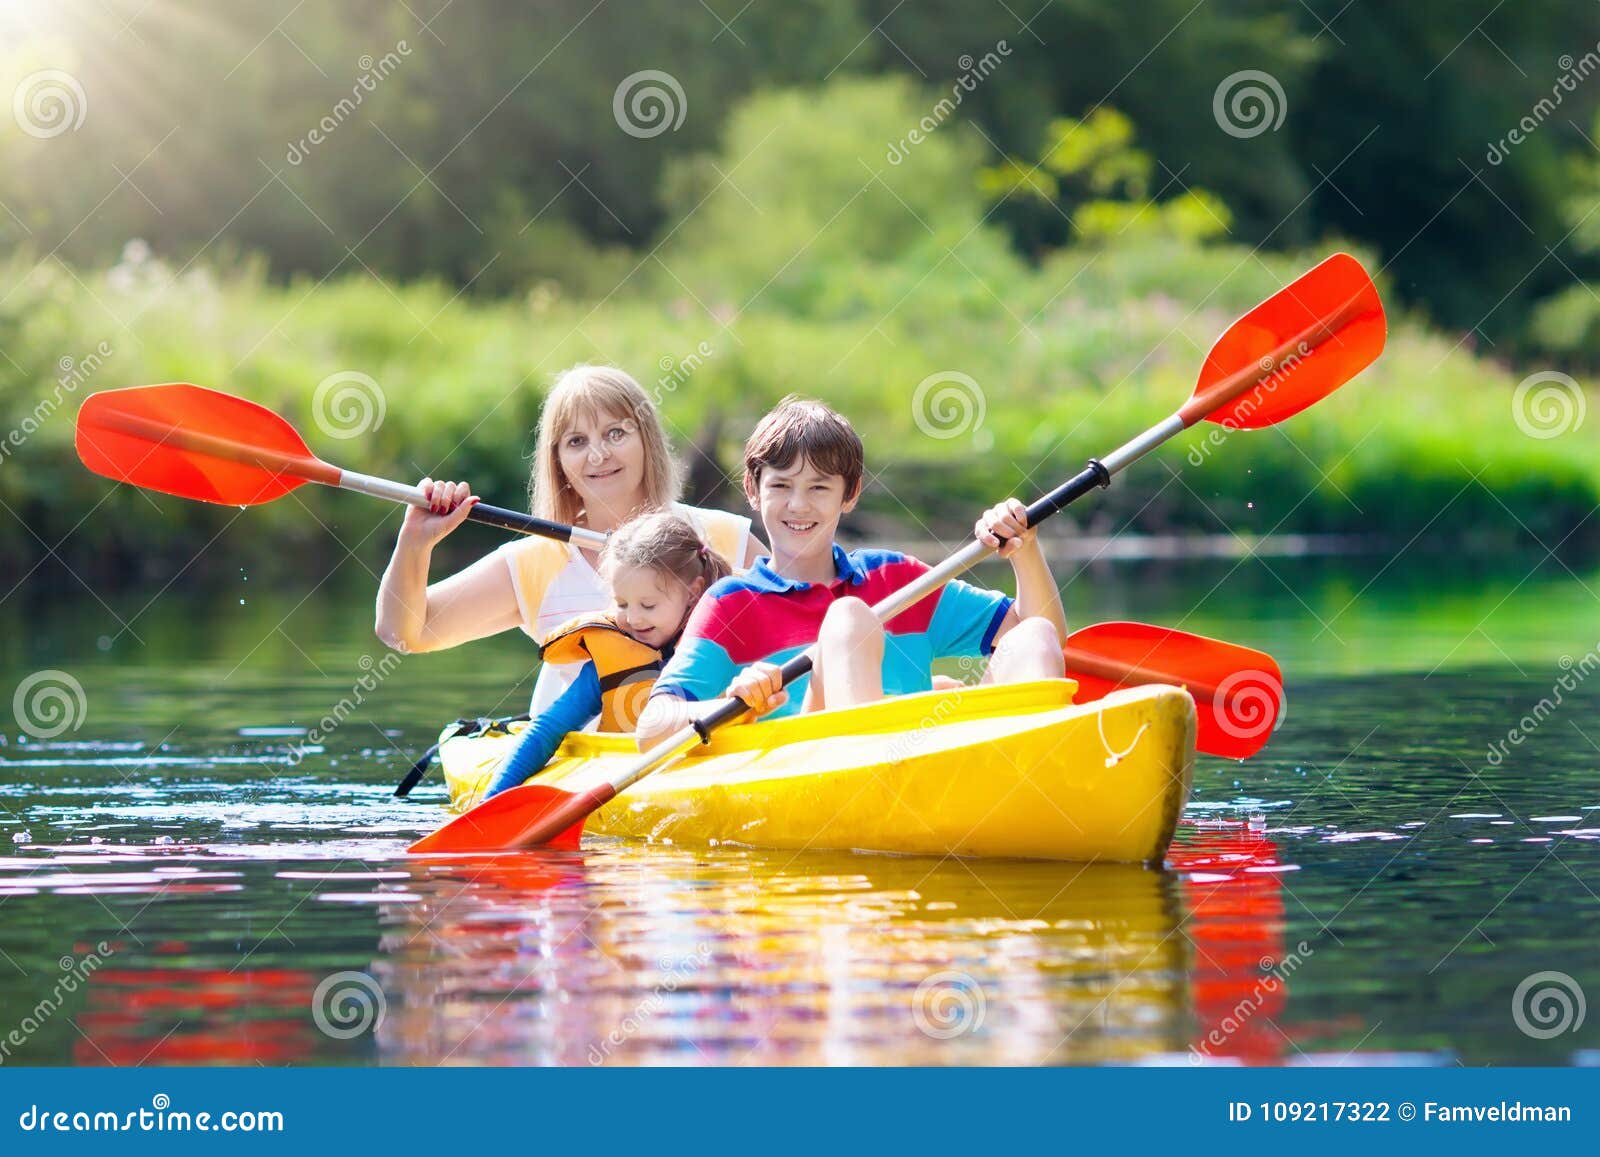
left=539, top=615, right=664, bottom=732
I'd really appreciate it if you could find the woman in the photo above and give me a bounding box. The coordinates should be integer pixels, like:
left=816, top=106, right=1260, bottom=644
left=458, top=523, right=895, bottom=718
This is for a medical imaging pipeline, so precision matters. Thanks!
left=375, top=364, right=762, bottom=715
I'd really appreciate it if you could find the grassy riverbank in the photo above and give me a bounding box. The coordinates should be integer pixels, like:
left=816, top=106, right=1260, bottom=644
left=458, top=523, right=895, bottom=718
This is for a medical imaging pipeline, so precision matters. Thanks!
left=3, top=79, right=1595, bottom=580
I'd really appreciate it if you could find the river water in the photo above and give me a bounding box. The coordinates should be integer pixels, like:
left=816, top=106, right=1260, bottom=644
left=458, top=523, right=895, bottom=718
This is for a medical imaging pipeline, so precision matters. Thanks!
left=1, top=552, right=1597, bottom=1065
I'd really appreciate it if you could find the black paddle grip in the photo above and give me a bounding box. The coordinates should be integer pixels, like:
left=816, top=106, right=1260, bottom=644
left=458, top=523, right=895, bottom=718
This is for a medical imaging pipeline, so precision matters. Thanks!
left=466, top=502, right=577, bottom=541
left=692, top=652, right=816, bottom=742
left=1024, top=459, right=1111, bottom=527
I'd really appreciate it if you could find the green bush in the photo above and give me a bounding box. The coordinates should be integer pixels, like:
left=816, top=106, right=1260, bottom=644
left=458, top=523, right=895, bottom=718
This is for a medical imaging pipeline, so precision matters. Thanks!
left=3, top=78, right=1597, bottom=578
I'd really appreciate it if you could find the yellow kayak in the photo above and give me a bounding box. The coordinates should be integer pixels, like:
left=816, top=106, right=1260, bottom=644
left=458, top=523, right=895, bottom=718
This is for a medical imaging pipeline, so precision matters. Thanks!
left=438, top=679, right=1197, bottom=863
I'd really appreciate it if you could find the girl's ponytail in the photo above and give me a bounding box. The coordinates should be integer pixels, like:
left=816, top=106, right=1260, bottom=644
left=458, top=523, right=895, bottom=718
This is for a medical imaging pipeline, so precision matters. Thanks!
left=697, top=539, right=732, bottom=587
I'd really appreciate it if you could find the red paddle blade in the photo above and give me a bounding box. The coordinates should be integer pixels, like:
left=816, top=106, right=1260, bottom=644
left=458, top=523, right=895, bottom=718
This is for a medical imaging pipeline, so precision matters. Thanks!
left=408, top=783, right=590, bottom=855
left=76, top=384, right=336, bottom=506
left=1192, top=252, right=1385, bottom=429
left=1065, top=621, right=1284, bottom=760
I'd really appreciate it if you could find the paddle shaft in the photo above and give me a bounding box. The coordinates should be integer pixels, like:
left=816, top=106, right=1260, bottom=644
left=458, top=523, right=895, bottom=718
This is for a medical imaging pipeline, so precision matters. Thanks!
left=93, top=407, right=609, bottom=549
left=546, top=294, right=1364, bottom=822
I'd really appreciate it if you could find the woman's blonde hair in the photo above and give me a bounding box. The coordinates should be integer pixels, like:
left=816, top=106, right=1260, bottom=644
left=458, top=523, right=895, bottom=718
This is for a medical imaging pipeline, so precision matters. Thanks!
left=530, top=364, right=682, bottom=526
left=600, top=510, right=732, bottom=597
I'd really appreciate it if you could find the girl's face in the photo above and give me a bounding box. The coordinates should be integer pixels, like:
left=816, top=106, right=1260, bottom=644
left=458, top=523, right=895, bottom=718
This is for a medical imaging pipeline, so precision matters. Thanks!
left=611, top=564, right=704, bottom=649
left=557, top=408, right=647, bottom=514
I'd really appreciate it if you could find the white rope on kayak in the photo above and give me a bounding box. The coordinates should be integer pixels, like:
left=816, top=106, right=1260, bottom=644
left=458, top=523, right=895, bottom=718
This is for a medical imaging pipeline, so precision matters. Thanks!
left=1098, top=715, right=1148, bottom=768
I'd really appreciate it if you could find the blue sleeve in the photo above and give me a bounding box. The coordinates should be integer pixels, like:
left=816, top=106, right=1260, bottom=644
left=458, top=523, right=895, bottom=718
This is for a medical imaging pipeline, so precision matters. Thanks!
left=484, top=664, right=601, bottom=798
left=927, top=579, right=1014, bottom=659
left=649, top=636, right=740, bottom=704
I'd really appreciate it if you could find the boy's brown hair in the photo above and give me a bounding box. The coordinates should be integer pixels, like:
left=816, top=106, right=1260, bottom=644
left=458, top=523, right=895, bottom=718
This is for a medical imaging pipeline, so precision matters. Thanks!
left=742, top=396, right=865, bottom=501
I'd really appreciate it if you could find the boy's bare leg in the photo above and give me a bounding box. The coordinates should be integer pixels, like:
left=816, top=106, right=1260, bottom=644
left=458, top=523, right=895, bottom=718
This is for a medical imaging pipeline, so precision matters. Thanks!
left=985, top=616, right=1066, bottom=684
left=808, top=596, right=884, bottom=712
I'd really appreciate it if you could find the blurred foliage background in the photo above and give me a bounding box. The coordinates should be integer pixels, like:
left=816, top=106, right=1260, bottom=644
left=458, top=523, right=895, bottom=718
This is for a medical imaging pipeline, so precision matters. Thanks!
left=2, top=0, right=1598, bottom=580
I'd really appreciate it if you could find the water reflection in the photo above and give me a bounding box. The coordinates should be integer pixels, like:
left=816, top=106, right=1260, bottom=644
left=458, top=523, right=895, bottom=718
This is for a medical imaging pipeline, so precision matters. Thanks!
left=364, top=831, right=1283, bottom=1066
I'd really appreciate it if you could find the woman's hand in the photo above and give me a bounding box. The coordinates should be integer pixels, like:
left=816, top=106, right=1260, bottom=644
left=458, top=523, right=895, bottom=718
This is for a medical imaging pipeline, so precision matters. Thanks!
left=975, top=498, right=1036, bottom=559
left=400, top=478, right=479, bottom=548
left=726, top=661, right=789, bottom=719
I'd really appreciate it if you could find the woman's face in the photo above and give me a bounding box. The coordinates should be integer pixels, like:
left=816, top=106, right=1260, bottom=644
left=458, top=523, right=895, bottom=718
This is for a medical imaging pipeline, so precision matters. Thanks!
left=557, top=408, right=647, bottom=515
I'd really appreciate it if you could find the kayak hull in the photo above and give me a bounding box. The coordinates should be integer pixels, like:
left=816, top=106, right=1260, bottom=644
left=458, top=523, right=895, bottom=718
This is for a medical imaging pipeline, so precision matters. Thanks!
left=437, top=679, right=1196, bottom=863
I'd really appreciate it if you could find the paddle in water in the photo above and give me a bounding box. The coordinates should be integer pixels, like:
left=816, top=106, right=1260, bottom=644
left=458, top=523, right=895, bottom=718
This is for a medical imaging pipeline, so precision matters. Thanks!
left=410, top=251, right=1380, bottom=855
left=74, top=382, right=608, bottom=548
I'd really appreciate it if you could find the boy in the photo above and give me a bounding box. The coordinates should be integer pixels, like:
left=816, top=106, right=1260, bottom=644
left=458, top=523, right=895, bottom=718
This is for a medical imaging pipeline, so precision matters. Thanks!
left=635, top=397, right=1066, bottom=745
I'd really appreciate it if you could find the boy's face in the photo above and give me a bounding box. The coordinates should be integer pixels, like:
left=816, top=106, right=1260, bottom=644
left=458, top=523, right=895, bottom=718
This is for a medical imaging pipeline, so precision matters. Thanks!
left=750, top=457, right=857, bottom=566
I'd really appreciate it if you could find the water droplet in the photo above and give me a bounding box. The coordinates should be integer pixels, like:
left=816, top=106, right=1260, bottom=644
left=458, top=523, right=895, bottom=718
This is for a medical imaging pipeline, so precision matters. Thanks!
left=1246, top=501, right=1254, bottom=509
left=239, top=598, right=246, bottom=605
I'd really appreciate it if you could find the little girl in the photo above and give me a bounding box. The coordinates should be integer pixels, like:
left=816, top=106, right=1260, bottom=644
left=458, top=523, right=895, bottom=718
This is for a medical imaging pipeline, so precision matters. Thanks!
left=482, top=511, right=731, bottom=798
